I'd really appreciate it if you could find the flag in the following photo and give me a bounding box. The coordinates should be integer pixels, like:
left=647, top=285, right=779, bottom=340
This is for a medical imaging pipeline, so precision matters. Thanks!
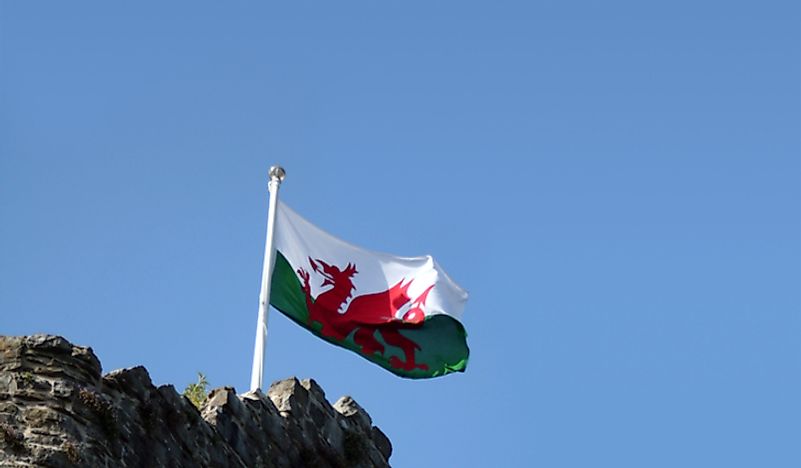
left=269, top=201, right=469, bottom=378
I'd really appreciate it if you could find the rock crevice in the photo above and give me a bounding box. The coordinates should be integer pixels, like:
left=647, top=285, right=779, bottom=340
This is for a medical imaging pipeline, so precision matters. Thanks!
left=0, top=335, right=391, bottom=467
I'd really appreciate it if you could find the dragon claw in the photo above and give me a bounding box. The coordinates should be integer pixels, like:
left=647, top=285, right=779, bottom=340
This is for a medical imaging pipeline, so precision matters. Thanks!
left=296, top=268, right=311, bottom=292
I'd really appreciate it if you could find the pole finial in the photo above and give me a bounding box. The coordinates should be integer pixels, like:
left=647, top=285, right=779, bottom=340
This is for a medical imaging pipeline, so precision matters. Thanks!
left=268, top=165, right=286, bottom=184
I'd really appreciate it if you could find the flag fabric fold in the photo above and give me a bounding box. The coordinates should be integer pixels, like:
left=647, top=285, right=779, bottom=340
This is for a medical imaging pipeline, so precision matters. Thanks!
left=269, top=202, right=469, bottom=378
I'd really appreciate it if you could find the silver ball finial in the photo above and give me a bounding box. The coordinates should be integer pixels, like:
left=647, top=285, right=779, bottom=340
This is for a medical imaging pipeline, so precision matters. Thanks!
left=268, top=165, right=286, bottom=183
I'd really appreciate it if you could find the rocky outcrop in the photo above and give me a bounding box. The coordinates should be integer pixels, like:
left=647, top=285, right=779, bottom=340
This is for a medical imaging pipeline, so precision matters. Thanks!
left=0, top=335, right=392, bottom=467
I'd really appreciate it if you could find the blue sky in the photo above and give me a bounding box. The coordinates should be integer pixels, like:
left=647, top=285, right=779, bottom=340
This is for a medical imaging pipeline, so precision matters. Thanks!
left=1, top=1, right=799, bottom=466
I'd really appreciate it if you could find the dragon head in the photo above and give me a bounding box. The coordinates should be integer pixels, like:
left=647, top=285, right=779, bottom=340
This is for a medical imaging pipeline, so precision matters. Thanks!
left=309, top=257, right=358, bottom=290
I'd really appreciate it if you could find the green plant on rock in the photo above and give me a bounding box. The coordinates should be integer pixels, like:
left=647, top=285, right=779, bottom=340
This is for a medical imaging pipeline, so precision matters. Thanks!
left=183, top=372, right=208, bottom=409
left=19, top=371, right=34, bottom=386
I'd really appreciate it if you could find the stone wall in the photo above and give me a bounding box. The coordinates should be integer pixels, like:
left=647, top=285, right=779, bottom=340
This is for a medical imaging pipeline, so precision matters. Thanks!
left=0, top=335, right=391, bottom=467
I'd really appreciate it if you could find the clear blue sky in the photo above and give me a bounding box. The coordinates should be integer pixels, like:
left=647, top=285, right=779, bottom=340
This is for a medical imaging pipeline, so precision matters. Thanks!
left=2, top=2, right=799, bottom=466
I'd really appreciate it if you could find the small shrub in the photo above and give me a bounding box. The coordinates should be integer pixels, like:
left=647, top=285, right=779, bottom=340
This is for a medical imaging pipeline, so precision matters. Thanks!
left=19, top=372, right=34, bottom=385
left=183, top=372, right=209, bottom=409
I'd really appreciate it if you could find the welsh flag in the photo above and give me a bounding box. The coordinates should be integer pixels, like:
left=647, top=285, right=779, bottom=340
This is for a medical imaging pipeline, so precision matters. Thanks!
left=269, top=202, right=469, bottom=378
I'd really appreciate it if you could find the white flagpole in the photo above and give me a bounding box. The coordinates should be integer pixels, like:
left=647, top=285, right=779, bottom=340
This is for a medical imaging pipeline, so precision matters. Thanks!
left=250, top=165, right=286, bottom=391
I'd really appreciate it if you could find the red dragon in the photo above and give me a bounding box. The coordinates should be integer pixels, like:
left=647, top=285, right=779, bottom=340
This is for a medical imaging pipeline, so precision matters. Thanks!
left=296, top=257, right=434, bottom=371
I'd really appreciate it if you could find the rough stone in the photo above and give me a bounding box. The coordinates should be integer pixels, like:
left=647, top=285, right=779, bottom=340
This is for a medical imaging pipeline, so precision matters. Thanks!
left=334, top=395, right=373, bottom=430
left=0, top=335, right=392, bottom=467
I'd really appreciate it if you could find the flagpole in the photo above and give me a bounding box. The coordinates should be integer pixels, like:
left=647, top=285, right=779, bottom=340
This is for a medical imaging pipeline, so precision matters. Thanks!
left=250, top=165, right=286, bottom=392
